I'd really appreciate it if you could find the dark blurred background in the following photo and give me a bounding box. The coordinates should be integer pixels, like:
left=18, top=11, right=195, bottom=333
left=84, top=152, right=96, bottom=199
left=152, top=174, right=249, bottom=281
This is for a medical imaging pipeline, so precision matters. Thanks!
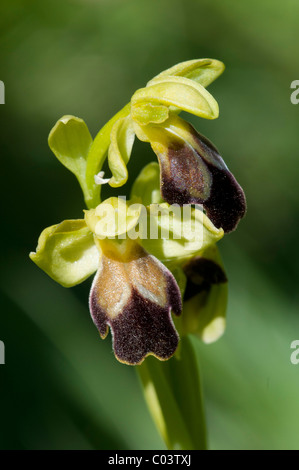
left=1, top=0, right=299, bottom=449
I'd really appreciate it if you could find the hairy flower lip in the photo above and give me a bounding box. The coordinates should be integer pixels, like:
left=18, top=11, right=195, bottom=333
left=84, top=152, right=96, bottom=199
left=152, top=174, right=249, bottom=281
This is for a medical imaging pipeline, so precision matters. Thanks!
left=89, top=239, right=182, bottom=365
left=183, top=256, right=228, bottom=301
left=90, top=287, right=181, bottom=366
left=179, top=245, right=228, bottom=344
left=136, top=116, right=246, bottom=234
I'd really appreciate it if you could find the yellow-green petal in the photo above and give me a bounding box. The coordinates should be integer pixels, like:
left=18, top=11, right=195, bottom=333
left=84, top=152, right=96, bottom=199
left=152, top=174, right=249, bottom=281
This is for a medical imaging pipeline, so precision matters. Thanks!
left=29, top=220, right=98, bottom=287
left=85, top=104, right=131, bottom=208
left=108, top=116, right=135, bottom=188
left=130, top=103, right=169, bottom=126
left=131, top=76, right=219, bottom=125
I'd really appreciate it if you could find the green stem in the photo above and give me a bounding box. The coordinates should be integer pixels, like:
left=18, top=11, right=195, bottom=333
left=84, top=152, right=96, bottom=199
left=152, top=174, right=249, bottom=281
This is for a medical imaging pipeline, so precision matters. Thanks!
left=137, top=335, right=207, bottom=450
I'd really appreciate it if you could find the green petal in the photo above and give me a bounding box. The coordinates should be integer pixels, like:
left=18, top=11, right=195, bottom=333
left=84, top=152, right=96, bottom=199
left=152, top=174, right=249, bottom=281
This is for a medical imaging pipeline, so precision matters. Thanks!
left=29, top=219, right=98, bottom=287
left=85, top=103, right=131, bottom=208
left=181, top=245, right=228, bottom=343
left=141, top=203, right=224, bottom=262
left=130, top=103, right=169, bottom=126
left=130, top=162, right=163, bottom=206
left=148, top=58, right=225, bottom=88
left=131, top=76, right=219, bottom=125
left=48, top=115, right=92, bottom=203
left=108, top=116, right=135, bottom=188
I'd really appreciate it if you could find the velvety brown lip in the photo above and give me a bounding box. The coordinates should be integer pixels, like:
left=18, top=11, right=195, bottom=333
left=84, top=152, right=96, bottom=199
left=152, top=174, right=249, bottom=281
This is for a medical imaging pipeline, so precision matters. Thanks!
left=109, top=287, right=179, bottom=365
left=89, top=244, right=182, bottom=365
left=156, top=124, right=246, bottom=233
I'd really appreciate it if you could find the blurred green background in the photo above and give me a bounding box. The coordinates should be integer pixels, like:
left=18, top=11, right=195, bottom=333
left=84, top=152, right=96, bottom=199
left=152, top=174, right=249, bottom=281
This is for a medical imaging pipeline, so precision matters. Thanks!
left=1, top=0, right=299, bottom=450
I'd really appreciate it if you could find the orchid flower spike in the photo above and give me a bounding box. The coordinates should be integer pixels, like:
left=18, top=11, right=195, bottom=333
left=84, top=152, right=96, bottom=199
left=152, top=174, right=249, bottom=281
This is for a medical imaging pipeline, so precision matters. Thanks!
left=30, top=59, right=246, bottom=365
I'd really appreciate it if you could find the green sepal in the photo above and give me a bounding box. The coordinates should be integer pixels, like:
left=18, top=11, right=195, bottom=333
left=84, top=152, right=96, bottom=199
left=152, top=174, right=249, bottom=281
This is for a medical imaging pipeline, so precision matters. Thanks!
left=108, top=116, right=135, bottom=188
left=29, top=219, right=98, bottom=287
left=137, top=335, right=207, bottom=450
left=148, top=58, right=225, bottom=89
left=48, top=115, right=92, bottom=204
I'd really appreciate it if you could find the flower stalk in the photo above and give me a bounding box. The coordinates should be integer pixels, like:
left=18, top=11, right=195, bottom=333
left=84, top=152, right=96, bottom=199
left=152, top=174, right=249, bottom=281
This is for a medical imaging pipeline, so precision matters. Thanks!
left=137, top=336, right=207, bottom=450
